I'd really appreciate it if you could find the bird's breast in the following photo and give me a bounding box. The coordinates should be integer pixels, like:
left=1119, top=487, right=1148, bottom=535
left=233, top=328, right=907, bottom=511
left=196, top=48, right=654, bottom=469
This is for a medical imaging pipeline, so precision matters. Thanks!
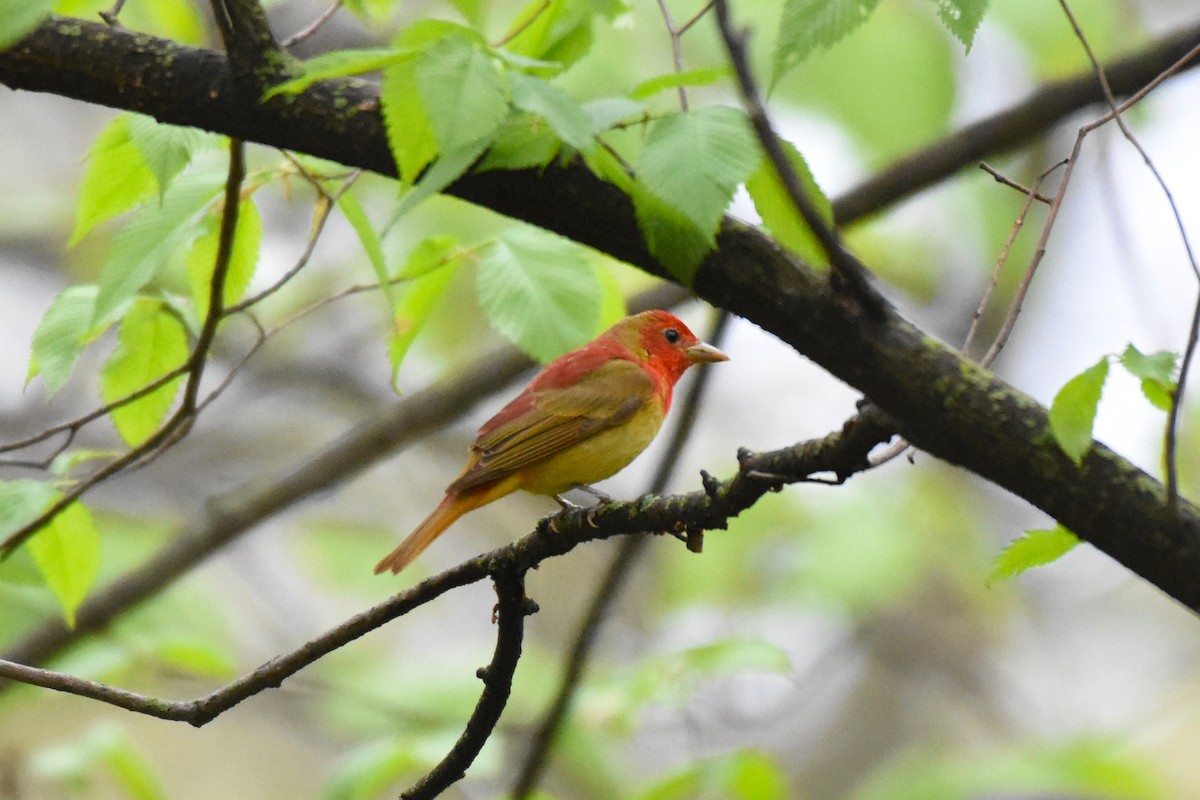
left=516, top=397, right=668, bottom=495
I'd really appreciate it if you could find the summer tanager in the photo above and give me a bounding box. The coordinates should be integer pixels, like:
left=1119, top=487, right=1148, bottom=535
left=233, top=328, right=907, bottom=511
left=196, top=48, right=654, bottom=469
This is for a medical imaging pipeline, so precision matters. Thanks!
left=374, top=309, right=729, bottom=574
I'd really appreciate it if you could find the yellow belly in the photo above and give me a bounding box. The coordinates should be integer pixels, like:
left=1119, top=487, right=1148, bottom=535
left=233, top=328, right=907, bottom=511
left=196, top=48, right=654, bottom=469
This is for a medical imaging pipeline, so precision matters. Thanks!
left=516, top=399, right=666, bottom=495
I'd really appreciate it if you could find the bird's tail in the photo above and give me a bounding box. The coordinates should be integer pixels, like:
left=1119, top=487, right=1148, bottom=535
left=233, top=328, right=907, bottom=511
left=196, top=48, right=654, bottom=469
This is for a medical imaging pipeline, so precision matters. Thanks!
left=374, top=480, right=516, bottom=574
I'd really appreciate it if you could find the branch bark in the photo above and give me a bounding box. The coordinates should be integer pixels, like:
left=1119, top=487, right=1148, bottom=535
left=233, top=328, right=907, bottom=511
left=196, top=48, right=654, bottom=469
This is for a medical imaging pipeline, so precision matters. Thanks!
left=4, top=16, right=1200, bottom=610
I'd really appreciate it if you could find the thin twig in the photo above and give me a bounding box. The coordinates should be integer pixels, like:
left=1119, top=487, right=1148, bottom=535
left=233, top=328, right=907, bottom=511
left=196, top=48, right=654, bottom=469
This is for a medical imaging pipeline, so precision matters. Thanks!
left=1, top=141, right=250, bottom=559
left=403, top=569, right=531, bottom=800
left=979, top=162, right=1053, bottom=204
left=1057, top=0, right=1200, bottom=510
left=281, top=0, right=343, bottom=48
left=2, top=399, right=894, bottom=723
left=97, top=0, right=127, bottom=27
left=492, top=0, right=552, bottom=48
left=966, top=161, right=1066, bottom=362
left=712, top=0, right=888, bottom=321
left=654, top=0, right=689, bottom=110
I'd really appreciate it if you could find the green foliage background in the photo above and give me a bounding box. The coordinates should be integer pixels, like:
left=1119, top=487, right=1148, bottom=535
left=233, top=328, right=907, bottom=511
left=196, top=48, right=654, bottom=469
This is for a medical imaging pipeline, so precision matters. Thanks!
left=2, top=0, right=1199, bottom=798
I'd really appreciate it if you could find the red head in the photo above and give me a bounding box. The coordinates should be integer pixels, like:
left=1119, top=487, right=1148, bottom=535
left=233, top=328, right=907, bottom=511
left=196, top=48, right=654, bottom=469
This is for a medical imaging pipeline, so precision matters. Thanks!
left=606, top=310, right=729, bottom=384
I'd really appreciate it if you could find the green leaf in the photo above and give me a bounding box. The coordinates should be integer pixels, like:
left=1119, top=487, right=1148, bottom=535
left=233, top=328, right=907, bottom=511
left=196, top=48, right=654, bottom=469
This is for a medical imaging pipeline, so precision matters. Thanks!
left=928, top=0, right=989, bottom=50
left=387, top=136, right=493, bottom=226
left=27, top=285, right=100, bottom=396
left=28, top=499, right=100, bottom=628
left=71, top=115, right=159, bottom=246
left=338, top=192, right=394, bottom=305
left=476, top=226, right=602, bottom=363
left=1120, top=344, right=1177, bottom=412
left=0, top=0, right=52, bottom=49
left=100, top=298, right=189, bottom=447
left=745, top=139, right=832, bottom=267
left=127, top=115, right=207, bottom=197
left=0, top=479, right=59, bottom=543
left=631, top=182, right=715, bottom=284
left=636, top=107, right=759, bottom=237
left=1048, top=357, right=1109, bottom=464
left=501, top=0, right=596, bottom=70
left=263, top=47, right=414, bottom=98
left=388, top=238, right=463, bottom=383
left=628, top=67, right=731, bottom=100
left=396, top=235, right=460, bottom=280
left=772, top=0, right=883, bottom=88
left=417, top=35, right=510, bottom=154
left=509, top=71, right=594, bottom=152
left=92, top=171, right=226, bottom=327
left=380, top=59, right=438, bottom=183
left=185, top=197, right=262, bottom=320
left=477, top=112, right=562, bottom=172
left=990, top=524, right=1081, bottom=583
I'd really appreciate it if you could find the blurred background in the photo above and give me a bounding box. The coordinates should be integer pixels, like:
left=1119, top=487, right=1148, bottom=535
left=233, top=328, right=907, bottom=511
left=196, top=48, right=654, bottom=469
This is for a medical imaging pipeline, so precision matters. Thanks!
left=3, top=0, right=1200, bottom=797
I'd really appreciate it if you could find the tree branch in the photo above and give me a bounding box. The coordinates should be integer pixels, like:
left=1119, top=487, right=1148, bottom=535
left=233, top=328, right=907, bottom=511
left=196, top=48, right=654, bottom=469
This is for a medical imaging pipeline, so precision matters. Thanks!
left=4, top=16, right=1200, bottom=608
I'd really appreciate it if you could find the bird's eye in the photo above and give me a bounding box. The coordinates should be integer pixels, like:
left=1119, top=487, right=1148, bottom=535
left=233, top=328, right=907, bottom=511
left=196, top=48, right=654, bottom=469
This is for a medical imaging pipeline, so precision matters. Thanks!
left=663, top=328, right=680, bottom=344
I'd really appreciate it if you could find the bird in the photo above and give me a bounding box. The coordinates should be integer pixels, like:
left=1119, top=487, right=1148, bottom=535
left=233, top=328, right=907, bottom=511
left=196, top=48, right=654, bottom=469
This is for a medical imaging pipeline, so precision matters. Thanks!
left=374, top=309, right=729, bottom=574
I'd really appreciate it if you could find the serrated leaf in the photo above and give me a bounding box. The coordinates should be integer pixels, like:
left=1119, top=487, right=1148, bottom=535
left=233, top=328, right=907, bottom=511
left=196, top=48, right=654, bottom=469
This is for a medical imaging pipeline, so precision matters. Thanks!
left=417, top=35, right=510, bottom=154
left=92, top=171, right=226, bottom=327
left=185, top=197, right=262, bottom=320
left=745, top=139, right=832, bottom=267
left=379, top=57, right=438, bottom=184
left=628, top=67, right=731, bottom=100
left=989, top=524, right=1080, bottom=583
left=476, top=227, right=602, bottom=362
left=1120, top=344, right=1177, bottom=412
left=28, top=499, right=100, bottom=628
left=127, top=115, right=207, bottom=197
left=71, top=115, right=159, bottom=246
left=772, top=0, right=883, bottom=88
left=27, top=285, right=100, bottom=396
left=389, top=245, right=462, bottom=384
left=509, top=71, right=594, bottom=152
left=637, top=107, right=759, bottom=237
left=1048, top=357, right=1109, bottom=464
left=263, top=47, right=415, bottom=98
left=929, top=0, right=989, bottom=51
left=0, top=0, right=52, bottom=49
left=100, top=298, right=189, bottom=446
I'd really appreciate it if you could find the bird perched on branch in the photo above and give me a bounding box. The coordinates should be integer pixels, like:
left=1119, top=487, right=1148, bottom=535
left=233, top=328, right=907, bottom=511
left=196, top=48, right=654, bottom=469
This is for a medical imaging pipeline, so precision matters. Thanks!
left=375, top=309, right=729, bottom=574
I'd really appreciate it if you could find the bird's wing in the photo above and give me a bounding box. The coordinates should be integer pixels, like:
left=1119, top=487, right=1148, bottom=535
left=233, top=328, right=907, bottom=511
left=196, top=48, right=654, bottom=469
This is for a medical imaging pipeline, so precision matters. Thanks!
left=449, top=358, right=655, bottom=492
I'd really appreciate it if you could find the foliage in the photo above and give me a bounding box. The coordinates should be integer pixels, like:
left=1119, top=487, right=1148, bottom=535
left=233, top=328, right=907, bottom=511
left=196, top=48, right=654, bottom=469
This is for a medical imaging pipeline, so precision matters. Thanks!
left=1, top=0, right=1195, bottom=798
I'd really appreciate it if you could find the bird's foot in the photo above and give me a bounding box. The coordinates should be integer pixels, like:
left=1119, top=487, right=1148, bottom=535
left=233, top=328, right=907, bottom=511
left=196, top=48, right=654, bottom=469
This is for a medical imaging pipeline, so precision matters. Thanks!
left=554, top=494, right=584, bottom=510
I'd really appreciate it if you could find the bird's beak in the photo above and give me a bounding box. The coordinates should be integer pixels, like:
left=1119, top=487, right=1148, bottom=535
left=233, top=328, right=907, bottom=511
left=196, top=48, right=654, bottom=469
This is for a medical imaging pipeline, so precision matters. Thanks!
left=684, top=341, right=730, bottom=363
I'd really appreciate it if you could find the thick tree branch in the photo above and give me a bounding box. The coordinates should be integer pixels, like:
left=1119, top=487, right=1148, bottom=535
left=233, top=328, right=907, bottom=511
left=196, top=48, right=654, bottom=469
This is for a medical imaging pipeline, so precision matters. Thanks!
left=4, top=17, right=1200, bottom=610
